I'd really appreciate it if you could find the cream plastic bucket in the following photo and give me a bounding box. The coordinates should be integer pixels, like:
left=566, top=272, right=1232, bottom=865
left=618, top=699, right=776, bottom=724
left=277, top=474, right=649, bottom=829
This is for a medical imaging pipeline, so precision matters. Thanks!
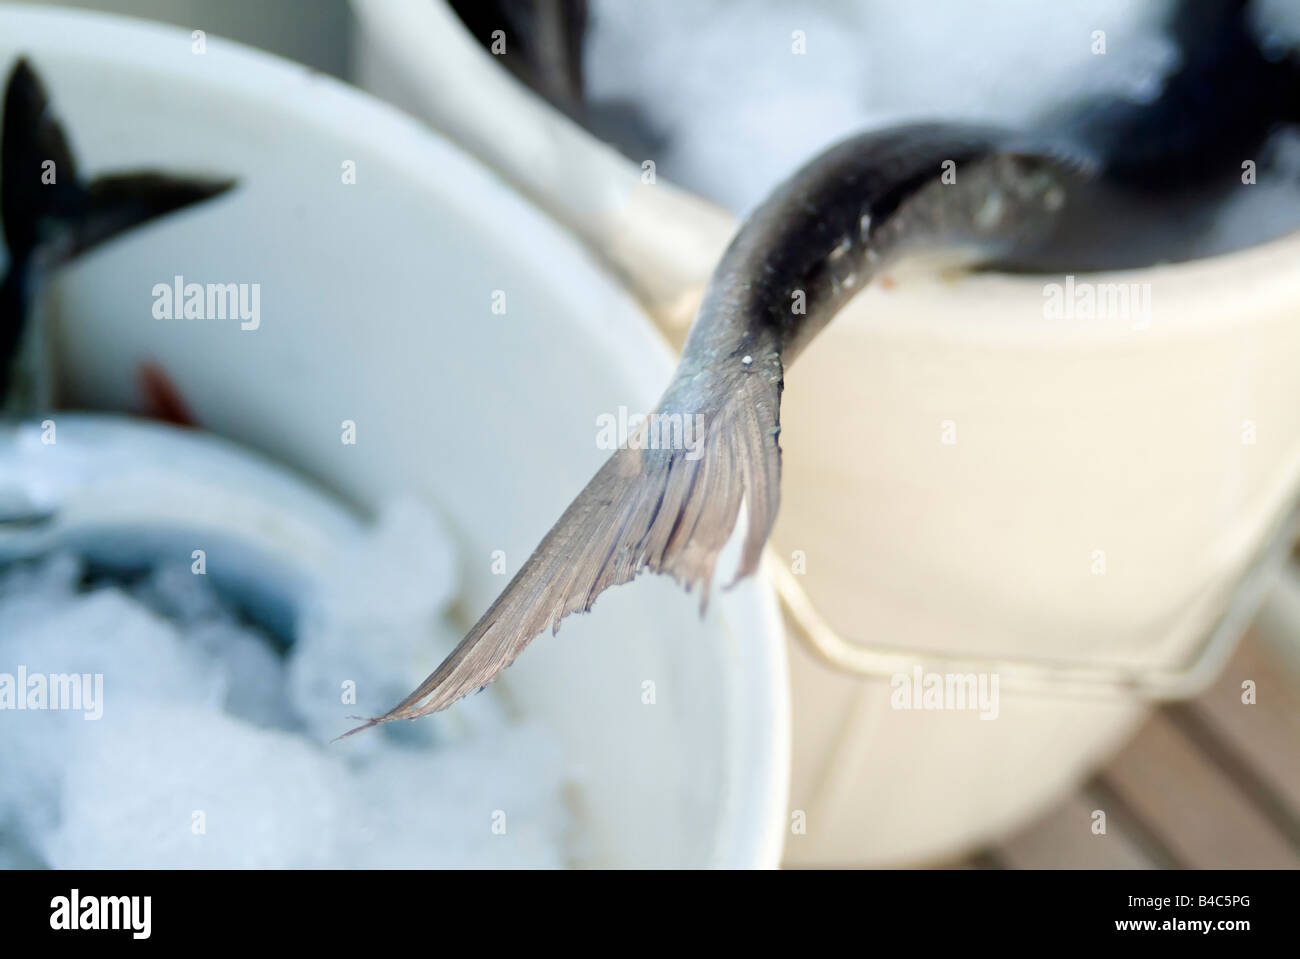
left=353, top=0, right=1300, bottom=864
left=0, top=5, right=791, bottom=868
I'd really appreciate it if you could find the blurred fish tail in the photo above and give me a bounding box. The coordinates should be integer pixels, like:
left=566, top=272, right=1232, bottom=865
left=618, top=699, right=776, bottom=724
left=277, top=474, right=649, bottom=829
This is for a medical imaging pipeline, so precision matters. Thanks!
left=1, top=56, right=235, bottom=406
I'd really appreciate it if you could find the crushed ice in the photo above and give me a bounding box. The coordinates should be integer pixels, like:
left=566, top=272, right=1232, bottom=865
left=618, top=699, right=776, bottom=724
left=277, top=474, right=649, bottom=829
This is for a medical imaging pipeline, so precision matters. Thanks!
left=0, top=499, right=574, bottom=868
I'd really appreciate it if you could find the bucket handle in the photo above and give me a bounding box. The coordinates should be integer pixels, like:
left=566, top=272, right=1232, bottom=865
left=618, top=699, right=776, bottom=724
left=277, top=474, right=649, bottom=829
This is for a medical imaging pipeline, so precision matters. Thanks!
left=766, top=492, right=1300, bottom=700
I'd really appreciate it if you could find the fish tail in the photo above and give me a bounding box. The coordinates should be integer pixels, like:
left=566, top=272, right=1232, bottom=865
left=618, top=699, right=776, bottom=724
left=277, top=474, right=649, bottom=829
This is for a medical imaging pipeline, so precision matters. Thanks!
left=1, top=57, right=234, bottom=405
left=342, top=354, right=783, bottom=733
left=66, top=172, right=235, bottom=259
left=4, top=58, right=235, bottom=264
left=2, top=57, right=77, bottom=266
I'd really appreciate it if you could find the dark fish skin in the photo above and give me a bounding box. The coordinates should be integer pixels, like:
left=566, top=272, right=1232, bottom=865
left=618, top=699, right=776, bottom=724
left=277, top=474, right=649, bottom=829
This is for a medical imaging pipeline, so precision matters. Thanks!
left=1059, top=0, right=1300, bottom=193
left=449, top=0, right=588, bottom=114
left=1018, top=0, right=1300, bottom=272
left=346, top=123, right=1087, bottom=734
left=1, top=57, right=235, bottom=407
left=679, top=124, right=1085, bottom=371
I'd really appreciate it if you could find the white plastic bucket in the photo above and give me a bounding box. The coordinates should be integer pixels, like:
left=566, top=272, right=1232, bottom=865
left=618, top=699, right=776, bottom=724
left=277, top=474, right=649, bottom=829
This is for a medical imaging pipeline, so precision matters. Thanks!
left=352, top=0, right=1300, bottom=864
left=0, top=5, right=790, bottom=868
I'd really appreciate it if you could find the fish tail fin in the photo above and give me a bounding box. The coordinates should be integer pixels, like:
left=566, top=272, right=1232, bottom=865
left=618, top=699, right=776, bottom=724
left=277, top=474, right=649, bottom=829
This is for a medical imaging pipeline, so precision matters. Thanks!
left=4, top=58, right=236, bottom=264
left=2, top=57, right=77, bottom=266
left=1, top=57, right=234, bottom=404
left=0, top=57, right=62, bottom=404
left=49, top=171, right=234, bottom=265
left=340, top=359, right=783, bottom=734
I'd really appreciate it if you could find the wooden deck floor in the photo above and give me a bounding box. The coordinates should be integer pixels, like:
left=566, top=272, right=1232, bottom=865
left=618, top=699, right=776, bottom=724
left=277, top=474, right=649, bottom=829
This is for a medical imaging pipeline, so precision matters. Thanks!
left=967, top=600, right=1300, bottom=869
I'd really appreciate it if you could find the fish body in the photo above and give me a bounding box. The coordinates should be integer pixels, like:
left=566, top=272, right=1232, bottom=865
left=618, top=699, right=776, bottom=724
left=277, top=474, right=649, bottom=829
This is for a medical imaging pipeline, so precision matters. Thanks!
left=678, top=124, right=1081, bottom=373
left=350, top=123, right=1087, bottom=732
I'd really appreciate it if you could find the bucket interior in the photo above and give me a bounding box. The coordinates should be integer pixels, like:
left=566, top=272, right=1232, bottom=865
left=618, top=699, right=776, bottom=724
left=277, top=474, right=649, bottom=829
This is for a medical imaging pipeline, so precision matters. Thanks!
left=0, top=8, right=789, bottom=868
